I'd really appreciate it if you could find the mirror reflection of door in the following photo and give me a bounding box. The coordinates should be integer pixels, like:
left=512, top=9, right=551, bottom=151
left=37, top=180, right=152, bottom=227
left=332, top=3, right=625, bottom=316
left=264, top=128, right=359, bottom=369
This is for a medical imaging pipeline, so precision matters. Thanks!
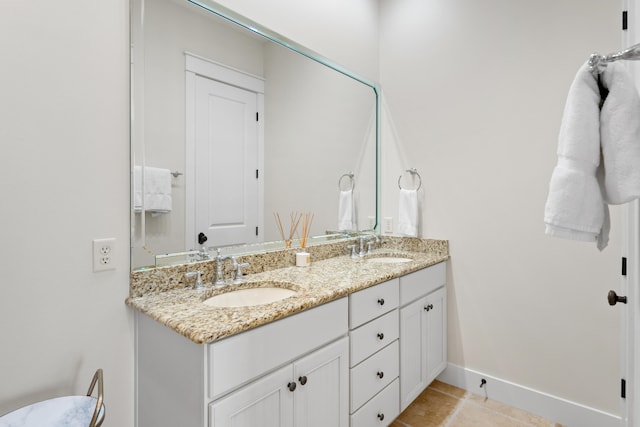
left=186, top=55, right=264, bottom=251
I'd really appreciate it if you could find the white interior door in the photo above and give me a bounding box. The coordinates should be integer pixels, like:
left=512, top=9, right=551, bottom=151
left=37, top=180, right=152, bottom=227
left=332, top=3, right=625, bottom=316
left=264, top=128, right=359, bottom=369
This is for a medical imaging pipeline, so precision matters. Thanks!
left=192, top=74, right=260, bottom=248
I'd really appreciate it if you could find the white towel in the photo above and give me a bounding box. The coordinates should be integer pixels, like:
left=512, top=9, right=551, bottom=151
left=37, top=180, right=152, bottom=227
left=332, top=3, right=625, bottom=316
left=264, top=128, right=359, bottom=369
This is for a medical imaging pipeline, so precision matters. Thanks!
left=600, top=63, right=640, bottom=204
left=544, top=61, right=640, bottom=250
left=338, top=189, right=356, bottom=230
left=133, top=166, right=172, bottom=214
left=397, top=189, right=418, bottom=237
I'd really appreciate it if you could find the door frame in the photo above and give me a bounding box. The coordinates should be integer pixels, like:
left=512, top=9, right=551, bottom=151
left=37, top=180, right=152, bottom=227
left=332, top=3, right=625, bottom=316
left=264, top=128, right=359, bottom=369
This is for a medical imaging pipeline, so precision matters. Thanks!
left=184, top=52, right=265, bottom=250
left=623, top=3, right=640, bottom=426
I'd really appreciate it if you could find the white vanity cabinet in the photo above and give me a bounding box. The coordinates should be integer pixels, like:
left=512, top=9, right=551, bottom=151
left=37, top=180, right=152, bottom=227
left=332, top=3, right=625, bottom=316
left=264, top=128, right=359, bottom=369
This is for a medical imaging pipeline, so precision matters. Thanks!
left=136, top=297, right=348, bottom=427
left=210, top=336, right=349, bottom=427
left=348, top=278, right=400, bottom=426
left=399, top=262, right=447, bottom=411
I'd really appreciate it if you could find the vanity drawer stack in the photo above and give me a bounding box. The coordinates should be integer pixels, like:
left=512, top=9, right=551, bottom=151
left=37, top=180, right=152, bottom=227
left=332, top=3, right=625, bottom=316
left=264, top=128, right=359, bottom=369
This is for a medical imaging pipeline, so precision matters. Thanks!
left=348, top=278, right=400, bottom=426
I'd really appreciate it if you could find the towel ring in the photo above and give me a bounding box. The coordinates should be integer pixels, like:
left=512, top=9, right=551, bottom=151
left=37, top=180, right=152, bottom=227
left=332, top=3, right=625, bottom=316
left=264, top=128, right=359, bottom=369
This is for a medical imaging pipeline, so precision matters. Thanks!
left=398, top=168, right=422, bottom=191
left=339, top=173, right=355, bottom=191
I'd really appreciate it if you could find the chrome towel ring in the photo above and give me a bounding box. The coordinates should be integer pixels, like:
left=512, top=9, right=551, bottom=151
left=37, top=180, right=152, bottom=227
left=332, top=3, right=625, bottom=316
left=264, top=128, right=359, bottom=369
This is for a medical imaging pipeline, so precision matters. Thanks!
left=398, top=168, right=422, bottom=191
left=339, top=172, right=355, bottom=191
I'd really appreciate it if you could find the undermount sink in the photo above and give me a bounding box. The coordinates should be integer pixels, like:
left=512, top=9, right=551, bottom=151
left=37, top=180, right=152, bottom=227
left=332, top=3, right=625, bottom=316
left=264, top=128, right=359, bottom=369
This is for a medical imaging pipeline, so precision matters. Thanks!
left=203, top=286, right=297, bottom=308
left=366, top=256, right=413, bottom=264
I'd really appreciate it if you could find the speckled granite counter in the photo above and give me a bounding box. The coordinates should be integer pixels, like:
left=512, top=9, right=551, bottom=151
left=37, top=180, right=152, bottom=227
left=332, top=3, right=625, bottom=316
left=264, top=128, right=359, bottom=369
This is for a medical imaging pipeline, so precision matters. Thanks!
left=127, top=237, right=448, bottom=344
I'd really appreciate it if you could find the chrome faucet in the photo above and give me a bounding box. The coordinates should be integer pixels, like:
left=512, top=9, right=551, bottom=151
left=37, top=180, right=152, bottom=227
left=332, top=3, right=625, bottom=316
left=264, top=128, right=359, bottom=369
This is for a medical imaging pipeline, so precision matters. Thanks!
left=214, top=249, right=233, bottom=286
left=358, top=234, right=380, bottom=257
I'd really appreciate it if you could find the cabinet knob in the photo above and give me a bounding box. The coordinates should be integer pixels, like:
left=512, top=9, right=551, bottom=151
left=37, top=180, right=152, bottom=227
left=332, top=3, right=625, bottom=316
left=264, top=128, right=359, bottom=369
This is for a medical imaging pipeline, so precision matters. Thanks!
left=377, top=298, right=385, bottom=306
left=377, top=413, right=385, bottom=421
left=377, top=371, right=384, bottom=379
left=424, top=304, right=434, bottom=311
left=377, top=332, right=384, bottom=340
left=287, top=382, right=297, bottom=392
left=298, top=376, right=308, bottom=386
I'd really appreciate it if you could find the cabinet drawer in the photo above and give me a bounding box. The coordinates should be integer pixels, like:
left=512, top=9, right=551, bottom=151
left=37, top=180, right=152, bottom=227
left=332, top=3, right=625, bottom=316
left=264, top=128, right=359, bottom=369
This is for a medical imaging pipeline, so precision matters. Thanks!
left=350, top=340, right=399, bottom=412
left=208, top=298, right=348, bottom=400
left=350, top=310, right=399, bottom=367
left=350, top=379, right=399, bottom=427
left=400, top=262, right=446, bottom=306
left=349, top=278, right=399, bottom=329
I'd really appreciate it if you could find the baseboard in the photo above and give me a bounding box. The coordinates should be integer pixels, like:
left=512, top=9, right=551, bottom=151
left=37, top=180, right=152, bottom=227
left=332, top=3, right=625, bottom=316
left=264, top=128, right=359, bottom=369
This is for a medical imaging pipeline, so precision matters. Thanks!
left=437, top=363, right=621, bottom=427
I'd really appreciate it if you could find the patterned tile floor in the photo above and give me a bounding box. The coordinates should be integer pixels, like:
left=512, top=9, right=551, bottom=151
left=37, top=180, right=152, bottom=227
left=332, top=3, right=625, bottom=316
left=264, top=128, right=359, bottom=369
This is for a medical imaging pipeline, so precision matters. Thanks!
left=391, top=381, right=567, bottom=427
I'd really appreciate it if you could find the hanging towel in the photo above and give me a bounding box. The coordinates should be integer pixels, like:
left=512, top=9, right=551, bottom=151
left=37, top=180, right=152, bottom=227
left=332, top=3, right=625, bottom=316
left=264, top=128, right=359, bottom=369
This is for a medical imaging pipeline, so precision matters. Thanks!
left=133, top=166, right=173, bottom=214
left=397, top=188, right=418, bottom=237
left=544, top=61, right=640, bottom=250
left=600, top=63, right=640, bottom=204
left=338, top=189, right=356, bottom=230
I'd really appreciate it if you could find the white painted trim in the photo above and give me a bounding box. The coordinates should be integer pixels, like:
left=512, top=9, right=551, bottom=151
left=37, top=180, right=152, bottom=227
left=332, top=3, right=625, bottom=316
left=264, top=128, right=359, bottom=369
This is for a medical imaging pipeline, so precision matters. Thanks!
left=185, top=52, right=265, bottom=94
left=437, top=363, right=621, bottom=427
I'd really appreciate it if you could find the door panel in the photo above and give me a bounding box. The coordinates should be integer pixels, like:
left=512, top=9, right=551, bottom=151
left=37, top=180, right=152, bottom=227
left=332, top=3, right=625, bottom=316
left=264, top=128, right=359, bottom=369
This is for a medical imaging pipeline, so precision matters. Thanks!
left=194, top=75, right=259, bottom=248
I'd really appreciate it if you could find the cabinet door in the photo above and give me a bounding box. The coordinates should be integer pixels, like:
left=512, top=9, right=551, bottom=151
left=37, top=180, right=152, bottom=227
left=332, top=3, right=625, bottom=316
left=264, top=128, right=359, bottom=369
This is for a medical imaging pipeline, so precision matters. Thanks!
left=400, top=295, right=428, bottom=411
left=400, top=287, right=447, bottom=411
left=293, top=337, right=349, bottom=427
left=425, top=287, right=447, bottom=384
left=209, top=365, right=294, bottom=427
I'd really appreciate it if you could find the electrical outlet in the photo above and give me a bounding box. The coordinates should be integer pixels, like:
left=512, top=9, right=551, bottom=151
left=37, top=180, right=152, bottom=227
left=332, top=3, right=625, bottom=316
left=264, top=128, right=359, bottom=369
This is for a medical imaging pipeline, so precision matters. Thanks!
left=93, top=238, right=116, bottom=272
left=383, top=217, right=393, bottom=234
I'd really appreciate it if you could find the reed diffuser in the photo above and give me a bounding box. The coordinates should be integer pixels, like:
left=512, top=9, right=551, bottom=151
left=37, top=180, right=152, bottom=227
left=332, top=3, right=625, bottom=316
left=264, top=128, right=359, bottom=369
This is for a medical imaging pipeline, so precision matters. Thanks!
left=274, top=211, right=302, bottom=248
left=299, top=212, right=314, bottom=249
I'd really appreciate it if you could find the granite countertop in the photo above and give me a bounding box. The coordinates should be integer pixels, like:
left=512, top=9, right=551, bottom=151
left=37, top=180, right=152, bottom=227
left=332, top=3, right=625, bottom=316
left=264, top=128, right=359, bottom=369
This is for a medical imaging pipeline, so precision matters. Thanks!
left=127, top=240, right=448, bottom=345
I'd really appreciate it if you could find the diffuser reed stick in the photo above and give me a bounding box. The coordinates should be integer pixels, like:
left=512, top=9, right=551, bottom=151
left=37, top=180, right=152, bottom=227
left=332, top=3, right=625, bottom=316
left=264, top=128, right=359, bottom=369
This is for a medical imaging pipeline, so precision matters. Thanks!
left=274, top=211, right=302, bottom=248
left=299, top=212, right=314, bottom=249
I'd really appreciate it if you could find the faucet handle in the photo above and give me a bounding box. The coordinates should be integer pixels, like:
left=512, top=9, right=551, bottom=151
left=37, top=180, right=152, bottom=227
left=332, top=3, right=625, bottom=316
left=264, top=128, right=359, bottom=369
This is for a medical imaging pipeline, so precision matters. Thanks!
left=347, top=244, right=358, bottom=259
left=185, top=270, right=204, bottom=290
left=232, top=257, right=250, bottom=283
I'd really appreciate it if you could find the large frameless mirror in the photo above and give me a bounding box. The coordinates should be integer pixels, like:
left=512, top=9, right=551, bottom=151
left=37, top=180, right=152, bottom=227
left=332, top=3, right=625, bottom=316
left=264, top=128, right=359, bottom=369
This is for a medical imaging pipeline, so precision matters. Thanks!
left=130, top=0, right=379, bottom=270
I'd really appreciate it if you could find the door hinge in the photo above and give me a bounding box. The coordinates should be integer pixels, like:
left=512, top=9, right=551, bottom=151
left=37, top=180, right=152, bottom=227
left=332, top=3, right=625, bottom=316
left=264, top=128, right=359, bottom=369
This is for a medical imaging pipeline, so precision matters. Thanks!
left=256, top=226, right=259, bottom=236
left=622, top=378, right=627, bottom=399
left=622, top=257, right=627, bottom=276
left=623, top=10, right=628, bottom=30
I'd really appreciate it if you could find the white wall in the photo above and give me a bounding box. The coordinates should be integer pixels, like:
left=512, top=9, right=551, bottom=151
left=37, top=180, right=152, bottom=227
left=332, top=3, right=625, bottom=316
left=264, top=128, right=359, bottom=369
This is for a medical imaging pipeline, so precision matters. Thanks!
left=0, top=1, right=133, bottom=426
left=380, top=0, right=622, bottom=415
left=213, top=0, right=380, bottom=82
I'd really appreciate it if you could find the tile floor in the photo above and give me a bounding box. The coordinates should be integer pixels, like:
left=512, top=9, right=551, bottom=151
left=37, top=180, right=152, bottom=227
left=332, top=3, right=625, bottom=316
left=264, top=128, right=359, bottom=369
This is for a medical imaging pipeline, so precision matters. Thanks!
left=391, top=380, right=566, bottom=427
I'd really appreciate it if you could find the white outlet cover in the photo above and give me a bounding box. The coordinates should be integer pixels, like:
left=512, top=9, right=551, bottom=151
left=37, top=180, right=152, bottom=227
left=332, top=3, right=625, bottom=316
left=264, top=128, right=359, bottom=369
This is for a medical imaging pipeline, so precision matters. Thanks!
left=93, top=238, right=116, bottom=272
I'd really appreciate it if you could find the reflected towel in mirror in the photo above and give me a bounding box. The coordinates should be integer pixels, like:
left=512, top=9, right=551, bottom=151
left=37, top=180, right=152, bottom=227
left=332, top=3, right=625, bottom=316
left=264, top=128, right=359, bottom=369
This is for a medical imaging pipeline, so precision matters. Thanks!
left=338, top=189, right=356, bottom=230
left=133, top=166, right=172, bottom=214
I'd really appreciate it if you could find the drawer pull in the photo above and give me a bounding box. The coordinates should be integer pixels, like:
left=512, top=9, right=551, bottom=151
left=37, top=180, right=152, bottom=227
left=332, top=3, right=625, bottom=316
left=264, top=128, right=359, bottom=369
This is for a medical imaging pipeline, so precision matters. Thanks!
left=377, top=413, right=385, bottom=421
left=424, top=304, right=434, bottom=311
left=377, top=298, right=385, bottom=306
left=376, top=371, right=384, bottom=379
left=377, top=332, right=385, bottom=340
left=298, top=376, right=308, bottom=386
left=287, top=382, right=297, bottom=392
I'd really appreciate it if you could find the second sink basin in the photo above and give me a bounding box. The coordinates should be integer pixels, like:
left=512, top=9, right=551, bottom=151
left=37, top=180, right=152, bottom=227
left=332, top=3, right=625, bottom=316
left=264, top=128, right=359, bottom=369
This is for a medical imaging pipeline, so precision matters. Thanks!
left=203, top=286, right=297, bottom=308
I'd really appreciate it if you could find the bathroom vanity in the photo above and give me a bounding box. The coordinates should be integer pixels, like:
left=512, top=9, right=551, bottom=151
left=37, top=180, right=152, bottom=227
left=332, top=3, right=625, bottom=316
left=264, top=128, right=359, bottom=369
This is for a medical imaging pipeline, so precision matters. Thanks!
left=128, top=238, right=448, bottom=427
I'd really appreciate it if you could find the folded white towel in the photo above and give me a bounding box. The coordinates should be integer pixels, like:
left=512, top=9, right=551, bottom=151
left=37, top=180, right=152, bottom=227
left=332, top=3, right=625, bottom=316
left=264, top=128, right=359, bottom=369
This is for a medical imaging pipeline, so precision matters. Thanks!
left=133, top=166, right=172, bottom=214
left=397, top=189, right=418, bottom=237
left=544, top=61, right=640, bottom=250
left=338, top=189, right=356, bottom=230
